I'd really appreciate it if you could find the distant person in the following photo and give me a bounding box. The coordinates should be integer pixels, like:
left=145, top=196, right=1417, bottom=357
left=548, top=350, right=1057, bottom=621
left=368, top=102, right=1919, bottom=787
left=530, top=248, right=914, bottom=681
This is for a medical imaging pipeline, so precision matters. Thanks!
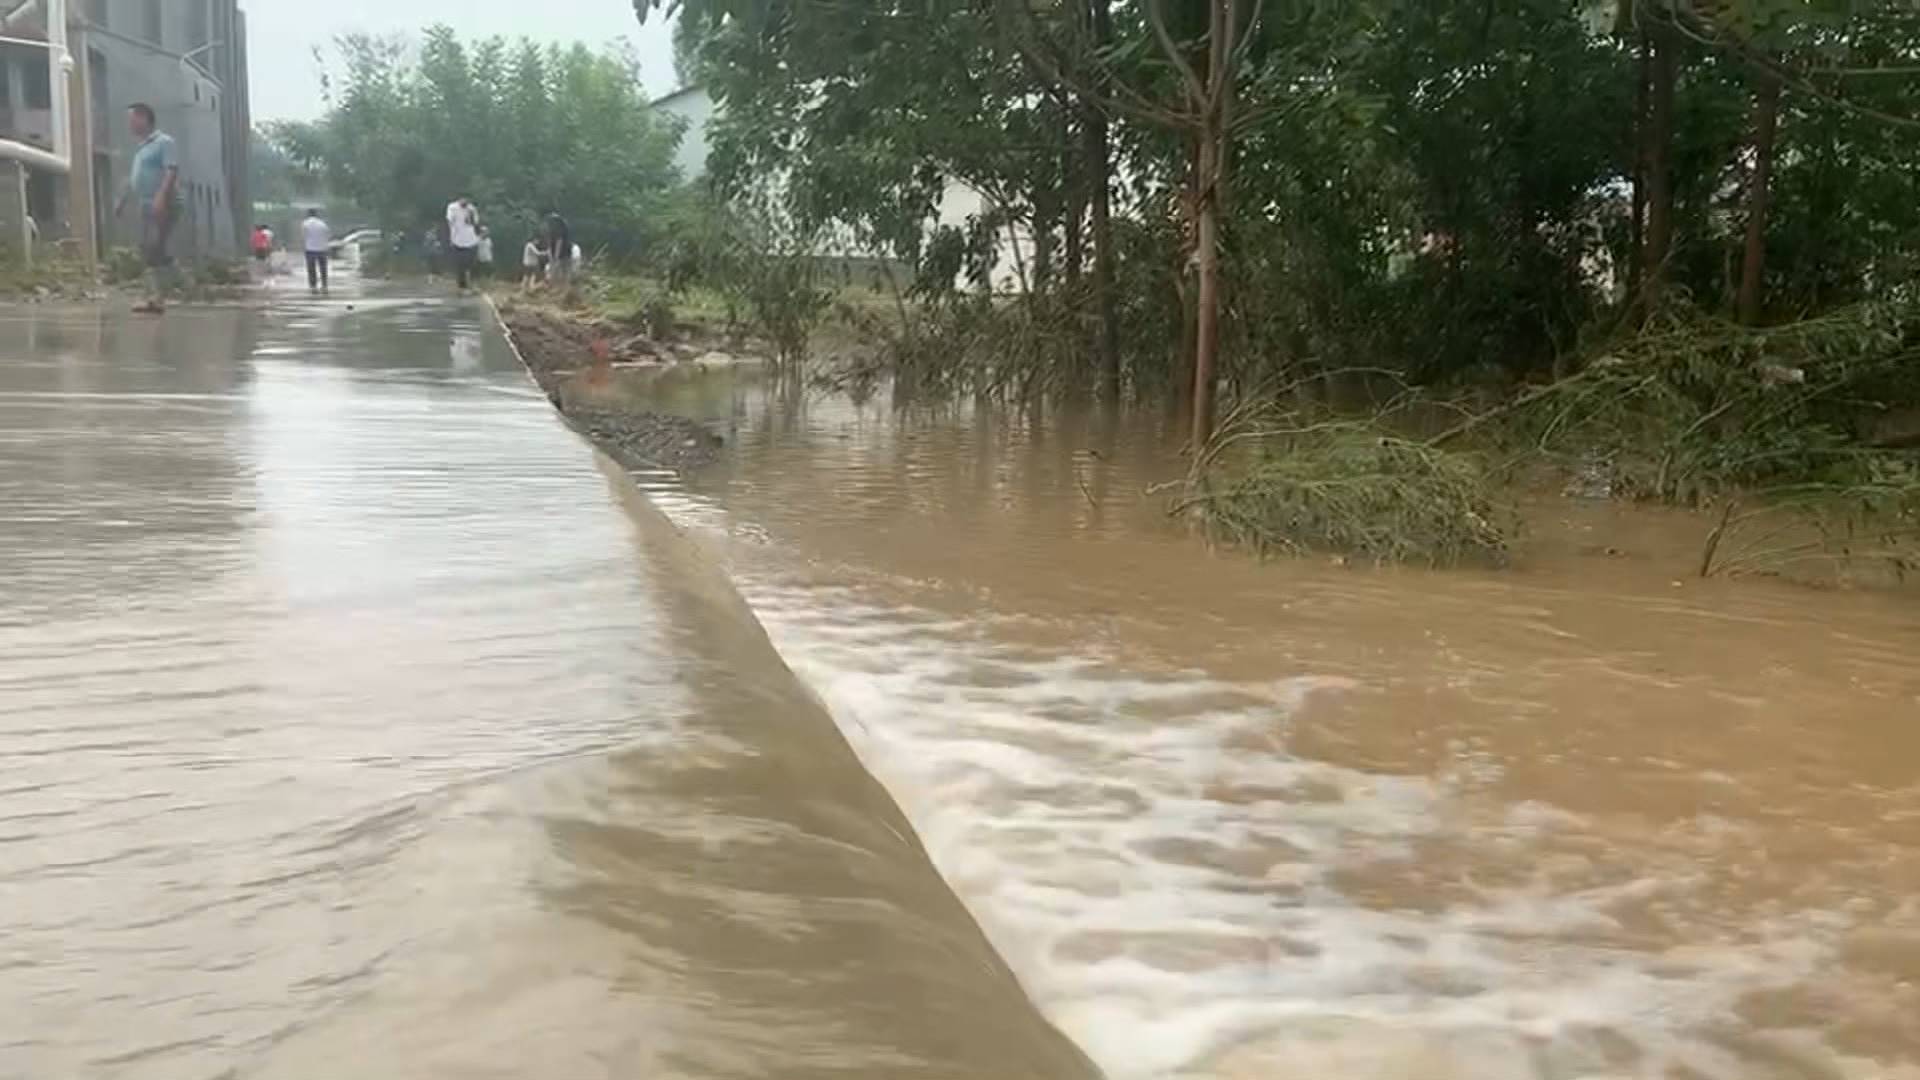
left=301, top=208, right=331, bottom=290
left=446, top=196, right=481, bottom=289
left=424, top=227, right=444, bottom=281
left=115, top=102, right=179, bottom=315
left=251, top=223, right=272, bottom=265
left=521, top=235, right=547, bottom=289
left=544, top=211, right=572, bottom=285
left=476, top=226, right=494, bottom=279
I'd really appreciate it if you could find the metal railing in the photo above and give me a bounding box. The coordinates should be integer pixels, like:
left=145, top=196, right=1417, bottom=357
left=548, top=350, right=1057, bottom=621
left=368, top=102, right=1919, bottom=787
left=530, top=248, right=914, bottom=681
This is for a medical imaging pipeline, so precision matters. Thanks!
left=0, top=0, right=70, bottom=175
left=0, top=0, right=71, bottom=266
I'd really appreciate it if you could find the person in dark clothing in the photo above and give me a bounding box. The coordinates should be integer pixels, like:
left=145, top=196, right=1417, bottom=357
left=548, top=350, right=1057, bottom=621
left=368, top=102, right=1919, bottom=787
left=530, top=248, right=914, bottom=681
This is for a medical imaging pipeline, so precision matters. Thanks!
left=544, top=211, right=573, bottom=285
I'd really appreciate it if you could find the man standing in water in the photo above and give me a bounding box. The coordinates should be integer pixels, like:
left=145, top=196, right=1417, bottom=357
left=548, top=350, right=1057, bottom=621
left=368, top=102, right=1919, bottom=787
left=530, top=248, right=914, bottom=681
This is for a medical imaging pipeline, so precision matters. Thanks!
left=300, top=208, right=331, bottom=291
left=446, top=196, right=481, bottom=290
left=116, top=103, right=178, bottom=314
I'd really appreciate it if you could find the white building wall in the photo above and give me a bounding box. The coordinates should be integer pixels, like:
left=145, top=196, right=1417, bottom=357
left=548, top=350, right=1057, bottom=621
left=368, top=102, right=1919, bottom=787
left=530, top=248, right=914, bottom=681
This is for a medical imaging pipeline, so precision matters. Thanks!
left=653, top=87, right=712, bottom=185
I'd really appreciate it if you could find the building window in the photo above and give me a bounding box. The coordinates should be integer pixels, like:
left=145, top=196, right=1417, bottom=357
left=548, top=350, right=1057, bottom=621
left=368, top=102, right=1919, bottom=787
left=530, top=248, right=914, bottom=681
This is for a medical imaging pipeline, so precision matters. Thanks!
left=25, top=170, right=54, bottom=226
left=188, top=0, right=209, bottom=52
left=144, top=1, right=164, bottom=49
left=23, top=52, right=50, bottom=110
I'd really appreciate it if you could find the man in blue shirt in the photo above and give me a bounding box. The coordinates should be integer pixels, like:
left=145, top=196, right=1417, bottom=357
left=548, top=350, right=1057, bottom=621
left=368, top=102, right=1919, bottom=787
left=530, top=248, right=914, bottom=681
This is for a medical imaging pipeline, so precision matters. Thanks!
left=116, top=102, right=179, bottom=314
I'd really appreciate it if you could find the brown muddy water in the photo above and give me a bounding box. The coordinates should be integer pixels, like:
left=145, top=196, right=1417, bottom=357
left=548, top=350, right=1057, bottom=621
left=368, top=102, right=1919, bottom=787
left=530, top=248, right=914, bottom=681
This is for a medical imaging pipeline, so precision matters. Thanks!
left=3, top=278, right=1916, bottom=1080
left=597, top=362, right=1920, bottom=1079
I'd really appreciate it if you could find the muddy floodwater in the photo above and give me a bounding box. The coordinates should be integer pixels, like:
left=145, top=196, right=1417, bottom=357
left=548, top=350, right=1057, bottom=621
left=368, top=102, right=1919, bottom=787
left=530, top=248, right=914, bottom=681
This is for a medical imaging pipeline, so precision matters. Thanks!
left=614, top=363, right=1920, bottom=1079
left=3, top=281, right=1917, bottom=1080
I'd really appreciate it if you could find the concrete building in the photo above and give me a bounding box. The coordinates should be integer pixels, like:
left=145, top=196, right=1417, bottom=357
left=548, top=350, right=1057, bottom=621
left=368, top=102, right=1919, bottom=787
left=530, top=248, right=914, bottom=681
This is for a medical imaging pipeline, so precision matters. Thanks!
left=0, top=0, right=250, bottom=261
left=652, top=85, right=711, bottom=185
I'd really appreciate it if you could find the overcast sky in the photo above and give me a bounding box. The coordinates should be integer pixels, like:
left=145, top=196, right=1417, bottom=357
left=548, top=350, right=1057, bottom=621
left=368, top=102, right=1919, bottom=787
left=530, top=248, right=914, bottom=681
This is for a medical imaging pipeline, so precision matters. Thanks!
left=245, top=0, right=679, bottom=122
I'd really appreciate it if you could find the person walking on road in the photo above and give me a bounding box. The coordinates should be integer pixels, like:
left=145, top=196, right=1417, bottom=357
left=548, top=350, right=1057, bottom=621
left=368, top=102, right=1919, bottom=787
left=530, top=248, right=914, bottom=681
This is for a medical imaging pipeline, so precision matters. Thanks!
left=301, top=209, right=332, bottom=291
left=116, top=103, right=180, bottom=315
left=543, top=210, right=573, bottom=287
left=447, top=196, right=481, bottom=290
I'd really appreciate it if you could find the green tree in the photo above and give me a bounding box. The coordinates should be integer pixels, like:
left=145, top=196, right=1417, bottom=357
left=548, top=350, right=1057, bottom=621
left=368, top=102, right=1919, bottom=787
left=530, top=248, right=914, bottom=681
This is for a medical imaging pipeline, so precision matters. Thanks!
left=307, top=27, right=681, bottom=259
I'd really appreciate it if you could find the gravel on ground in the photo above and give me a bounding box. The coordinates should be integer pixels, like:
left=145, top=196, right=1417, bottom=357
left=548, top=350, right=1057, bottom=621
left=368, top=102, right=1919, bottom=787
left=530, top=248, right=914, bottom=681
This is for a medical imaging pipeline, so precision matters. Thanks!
left=497, top=301, right=726, bottom=473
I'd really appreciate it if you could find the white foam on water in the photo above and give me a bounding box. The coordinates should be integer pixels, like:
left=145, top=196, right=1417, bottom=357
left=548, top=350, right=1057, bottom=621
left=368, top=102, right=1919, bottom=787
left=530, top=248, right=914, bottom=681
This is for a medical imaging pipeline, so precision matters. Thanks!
left=718, top=580, right=1876, bottom=1080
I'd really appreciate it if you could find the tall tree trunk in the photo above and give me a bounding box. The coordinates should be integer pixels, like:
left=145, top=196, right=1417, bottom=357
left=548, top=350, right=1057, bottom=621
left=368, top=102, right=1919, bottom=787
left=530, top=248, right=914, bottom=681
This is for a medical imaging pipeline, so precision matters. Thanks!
left=1626, top=29, right=1648, bottom=306
left=1063, top=129, right=1084, bottom=295
left=1032, top=193, right=1058, bottom=294
left=1192, top=121, right=1223, bottom=448
left=1737, top=75, right=1781, bottom=326
left=1641, top=25, right=1678, bottom=313
left=1085, top=0, right=1120, bottom=393
left=1086, top=108, right=1119, bottom=393
left=1187, top=0, right=1234, bottom=449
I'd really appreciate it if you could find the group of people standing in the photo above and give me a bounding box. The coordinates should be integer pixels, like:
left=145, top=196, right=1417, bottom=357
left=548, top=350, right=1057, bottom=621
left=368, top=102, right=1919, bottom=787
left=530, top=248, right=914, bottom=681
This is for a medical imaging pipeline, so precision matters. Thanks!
left=452, top=199, right=580, bottom=289
left=519, top=211, right=576, bottom=290
left=420, top=198, right=577, bottom=291
left=111, top=99, right=583, bottom=310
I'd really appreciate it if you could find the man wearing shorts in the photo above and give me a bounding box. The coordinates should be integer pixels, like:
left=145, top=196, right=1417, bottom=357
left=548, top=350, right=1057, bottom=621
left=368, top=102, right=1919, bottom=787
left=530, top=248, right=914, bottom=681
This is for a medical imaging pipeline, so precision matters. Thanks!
left=118, top=103, right=179, bottom=314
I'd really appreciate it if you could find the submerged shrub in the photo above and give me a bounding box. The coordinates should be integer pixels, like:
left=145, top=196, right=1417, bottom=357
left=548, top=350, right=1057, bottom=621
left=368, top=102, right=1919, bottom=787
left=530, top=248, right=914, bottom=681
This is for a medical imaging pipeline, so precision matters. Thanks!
left=1496, top=300, right=1920, bottom=504
left=1184, top=425, right=1510, bottom=567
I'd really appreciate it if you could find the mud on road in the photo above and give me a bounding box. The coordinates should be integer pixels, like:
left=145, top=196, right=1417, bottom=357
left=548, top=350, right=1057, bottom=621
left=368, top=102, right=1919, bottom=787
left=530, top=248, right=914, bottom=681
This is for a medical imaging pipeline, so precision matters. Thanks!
left=497, top=301, right=728, bottom=473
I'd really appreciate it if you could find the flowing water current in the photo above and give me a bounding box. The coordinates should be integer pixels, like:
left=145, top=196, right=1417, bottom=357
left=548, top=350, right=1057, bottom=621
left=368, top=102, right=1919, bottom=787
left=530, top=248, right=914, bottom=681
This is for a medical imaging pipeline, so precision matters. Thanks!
left=3, top=282, right=1917, bottom=1079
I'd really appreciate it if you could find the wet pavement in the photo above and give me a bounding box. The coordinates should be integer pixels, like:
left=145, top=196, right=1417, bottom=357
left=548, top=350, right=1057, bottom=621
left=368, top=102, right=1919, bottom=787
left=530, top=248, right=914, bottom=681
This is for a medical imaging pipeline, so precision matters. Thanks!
left=0, top=288, right=1092, bottom=1080
left=6, top=274, right=1920, bottom=1080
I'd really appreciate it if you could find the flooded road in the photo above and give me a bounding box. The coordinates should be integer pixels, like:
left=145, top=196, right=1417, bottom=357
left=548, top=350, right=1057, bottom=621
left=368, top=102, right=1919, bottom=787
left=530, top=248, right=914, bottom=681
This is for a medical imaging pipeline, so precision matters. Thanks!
left=606, top=366, right=1920, bottom=1079
left=0, top=291, right=1094, bottom=1079
left=7, top=282, right=1917, bottom=1080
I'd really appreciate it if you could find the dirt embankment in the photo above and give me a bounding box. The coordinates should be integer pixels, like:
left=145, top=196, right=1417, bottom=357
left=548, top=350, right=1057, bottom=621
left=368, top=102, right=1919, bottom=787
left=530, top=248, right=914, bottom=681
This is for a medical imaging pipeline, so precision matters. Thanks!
left=496, top=300, right=731, bottom=473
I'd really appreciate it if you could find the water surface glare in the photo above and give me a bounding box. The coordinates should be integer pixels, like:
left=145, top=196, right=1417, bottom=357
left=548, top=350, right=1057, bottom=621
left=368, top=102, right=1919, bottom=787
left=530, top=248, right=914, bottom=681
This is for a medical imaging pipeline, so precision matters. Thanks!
left=0, top=293, right=1094, bottom=1080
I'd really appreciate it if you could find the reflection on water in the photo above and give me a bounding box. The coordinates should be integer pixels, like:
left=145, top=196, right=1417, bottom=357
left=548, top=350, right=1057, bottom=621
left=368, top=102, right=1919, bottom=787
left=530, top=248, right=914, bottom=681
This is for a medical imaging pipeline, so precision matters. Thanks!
left=611, top=364, right=1920, bottom=1079
left=0, top=294, right=1091, bottom=1080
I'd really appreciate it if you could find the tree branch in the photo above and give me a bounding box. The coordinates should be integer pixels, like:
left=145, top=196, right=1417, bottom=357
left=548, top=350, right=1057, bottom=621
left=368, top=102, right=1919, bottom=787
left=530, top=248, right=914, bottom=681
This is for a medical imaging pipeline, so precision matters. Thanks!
left=1231, top=0, right=1269, bottom=69
left=1646, top=0, right=1920, bottom=132
left=998, top=0, right=1191, bottom=129
left=1144, top=0, right=1207, bottom=106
